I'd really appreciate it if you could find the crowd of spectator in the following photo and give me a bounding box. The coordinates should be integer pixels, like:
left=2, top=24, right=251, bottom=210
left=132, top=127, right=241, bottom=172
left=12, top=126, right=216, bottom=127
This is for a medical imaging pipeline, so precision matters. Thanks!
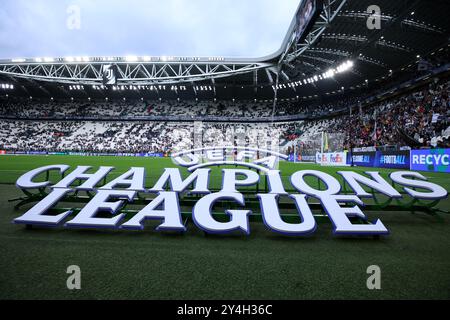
left=342, top=79, right=450, bottom=149
left=0, top=97, right=349, bottom=120
left=0, top=79, right=448, bottom=154
left=0, top=119, right=303, bottom=154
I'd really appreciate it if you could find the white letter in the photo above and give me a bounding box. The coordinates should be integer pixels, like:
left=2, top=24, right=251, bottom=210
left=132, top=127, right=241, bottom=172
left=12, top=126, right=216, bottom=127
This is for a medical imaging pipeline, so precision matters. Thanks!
left=67, top=5, right=81, bottom=30
left=367, top=265, right=381, bottom=290
left=390, top=172, right=448, bottom=200
left=121, top=192, right=185, bottom=231
left=172, top=153, right=200, bottom=167
left=320, top=195, right=389, bottom=235
left=65, top=190, right=136, bottom=228
left=221, top=169, right=260, bottom=193
left=367, top=5, right=381, bottom=30
left=193, top=192, right=251, bottom=234
left=236, top=150, right=255, bottom=162
left=150, top=168, right=210, bottom=194
left=206, top=149, right=224, bottom=162
left=291, top=170, right=341, bottom=197
left=16, top=165, right=69, bottom=189
left=338, top=171, right=401, bottom=198
left=258, top=194, right=316, bottom=235
left=254, top=156, right=278, bottom=170
left=14, top=188, right=73, bottom=226
left=100, top=167, right=145, bottom=191
left=66, top=265, right=81, bottom=290
left=266, top=170, right=288, bottom=195
left=53, top=166, right=114, bottom=190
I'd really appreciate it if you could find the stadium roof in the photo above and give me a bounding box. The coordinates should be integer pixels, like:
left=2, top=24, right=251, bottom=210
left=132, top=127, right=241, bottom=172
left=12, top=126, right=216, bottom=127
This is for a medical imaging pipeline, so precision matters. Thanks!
left=284, top=0, right=450, bottom=87
left=1, top=0, right=449, bottom=102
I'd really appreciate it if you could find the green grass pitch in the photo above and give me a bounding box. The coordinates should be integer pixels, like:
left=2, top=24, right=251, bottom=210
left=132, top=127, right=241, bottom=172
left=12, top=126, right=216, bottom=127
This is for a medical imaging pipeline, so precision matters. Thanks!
left=0, top=155, right=449, bottom=299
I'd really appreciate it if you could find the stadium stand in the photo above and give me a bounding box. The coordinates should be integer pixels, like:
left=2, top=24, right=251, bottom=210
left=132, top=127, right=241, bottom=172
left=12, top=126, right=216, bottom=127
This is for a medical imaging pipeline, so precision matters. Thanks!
left=1, top=78, right=448, bottom=154
left=0, top=97, right=340, bottom=120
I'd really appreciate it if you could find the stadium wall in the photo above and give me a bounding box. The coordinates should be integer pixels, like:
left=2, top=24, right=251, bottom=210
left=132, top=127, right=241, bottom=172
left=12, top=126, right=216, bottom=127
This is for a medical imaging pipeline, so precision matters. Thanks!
left=285, top=148, right=450, bottom=173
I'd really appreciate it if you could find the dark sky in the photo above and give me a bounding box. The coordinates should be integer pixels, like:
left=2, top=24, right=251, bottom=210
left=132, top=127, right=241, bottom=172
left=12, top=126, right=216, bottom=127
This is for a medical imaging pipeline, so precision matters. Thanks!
left=0, top=0, right=301, bottom=59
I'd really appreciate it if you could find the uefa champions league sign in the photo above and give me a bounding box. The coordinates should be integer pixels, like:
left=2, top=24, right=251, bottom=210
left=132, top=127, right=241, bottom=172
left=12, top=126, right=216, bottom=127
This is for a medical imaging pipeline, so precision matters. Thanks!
left=12, top=147, right=448, bottom=236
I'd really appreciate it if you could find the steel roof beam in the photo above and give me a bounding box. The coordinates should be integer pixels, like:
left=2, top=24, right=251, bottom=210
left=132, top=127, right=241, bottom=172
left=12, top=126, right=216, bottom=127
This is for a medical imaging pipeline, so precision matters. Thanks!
left=0, top=62, right=271, bottom=86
